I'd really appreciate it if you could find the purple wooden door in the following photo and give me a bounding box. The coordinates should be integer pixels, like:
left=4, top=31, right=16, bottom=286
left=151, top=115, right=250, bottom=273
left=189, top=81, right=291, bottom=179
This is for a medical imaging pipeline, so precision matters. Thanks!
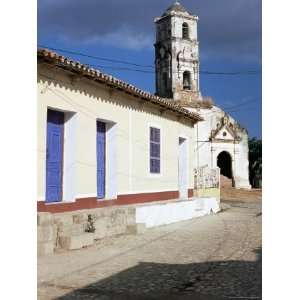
left=46, top=109, right=64, bottom=202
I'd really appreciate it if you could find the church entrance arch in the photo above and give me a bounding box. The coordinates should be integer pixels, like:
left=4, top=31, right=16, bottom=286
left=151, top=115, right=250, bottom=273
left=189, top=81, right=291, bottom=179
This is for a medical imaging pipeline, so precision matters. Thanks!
left=217, top=151, right=234, bottom=187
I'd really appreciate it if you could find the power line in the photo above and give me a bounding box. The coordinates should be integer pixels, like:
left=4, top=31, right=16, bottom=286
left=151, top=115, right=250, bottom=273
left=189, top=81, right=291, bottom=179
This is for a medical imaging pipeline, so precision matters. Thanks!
left=225, top=105, right=260, bottom=114
left=201, top=70, right=260, bottom=75
left=38, top=44, right=155, bottom=69
left=198, top=100, right=260, bottom=118
left=38, top=45, right=261, bottom=76
left=86, top=62, right=261, bottom=76
left=81, top=63, right=153, bottom=74
left=221, top=97, right=261, bottom=111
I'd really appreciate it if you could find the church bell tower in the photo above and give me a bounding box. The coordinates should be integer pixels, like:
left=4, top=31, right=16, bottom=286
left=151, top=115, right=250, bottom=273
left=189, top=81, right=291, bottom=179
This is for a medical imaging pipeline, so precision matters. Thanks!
left=154, top=1, right=202, bottom=101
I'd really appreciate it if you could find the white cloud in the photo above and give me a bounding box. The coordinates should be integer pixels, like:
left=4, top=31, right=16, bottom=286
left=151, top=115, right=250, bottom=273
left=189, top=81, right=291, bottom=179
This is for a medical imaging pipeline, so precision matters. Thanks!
left=84, top=26, right=153, bottom=51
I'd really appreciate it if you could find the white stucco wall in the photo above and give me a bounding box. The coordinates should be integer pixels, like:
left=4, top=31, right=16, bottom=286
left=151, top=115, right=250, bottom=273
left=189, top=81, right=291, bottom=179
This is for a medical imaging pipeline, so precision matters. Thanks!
left=37, top=64, right=195, bottom=202
left=188, top=106, right=251, bottom=189
left=136, top=197, right=220, bottom=228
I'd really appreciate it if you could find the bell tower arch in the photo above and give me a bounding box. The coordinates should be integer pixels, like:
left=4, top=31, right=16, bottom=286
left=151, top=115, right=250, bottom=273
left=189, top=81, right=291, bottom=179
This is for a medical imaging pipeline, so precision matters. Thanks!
left=154, top=1, right=202, bottom=101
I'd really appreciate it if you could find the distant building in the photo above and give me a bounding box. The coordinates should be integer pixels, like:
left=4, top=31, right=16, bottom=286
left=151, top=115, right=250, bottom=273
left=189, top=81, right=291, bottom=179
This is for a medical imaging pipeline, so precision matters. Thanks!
left=154, top=1, right=251, bottom=189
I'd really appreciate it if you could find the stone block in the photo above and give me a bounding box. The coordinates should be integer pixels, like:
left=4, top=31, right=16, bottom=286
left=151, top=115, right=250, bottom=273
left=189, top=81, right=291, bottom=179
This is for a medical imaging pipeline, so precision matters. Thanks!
left=93, top=209, right=105, bottom=218
left=59, top=233, right=94, bottom=250
left=73, top=213, right=87, bottom=224
left=117, top=226, right=126, bottom=235
left=53, top=214, right=73, bottom=227
left=37, top=225, right=54, bottom=242
left=38, top=241, right=54, bottom=256
left=127, top=223, right=146, bottom=235
left=37, top=213, right=53, bottom=226
left=102, top=208, right=114, bottom=217
left=94, top=218, right=108, bottom=240
left=52, top=224, right=59, bottom=248
left=109, top=211, right=126, bottom=227
left=94, top=228, right=107, bottom=240
left=127, top=207, right=136, bottom=215
left=105, top=209, right=127, bottom=237
left=126, top=208, right=136, bottom=225
left=107, top=225, right=126, bottom=237
left=58, top=223, right=85, bottom=236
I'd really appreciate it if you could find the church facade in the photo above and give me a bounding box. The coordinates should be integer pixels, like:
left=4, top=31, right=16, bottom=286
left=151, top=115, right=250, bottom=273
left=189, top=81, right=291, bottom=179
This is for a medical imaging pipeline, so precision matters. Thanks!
left=154, top=1, right=251, bottom=189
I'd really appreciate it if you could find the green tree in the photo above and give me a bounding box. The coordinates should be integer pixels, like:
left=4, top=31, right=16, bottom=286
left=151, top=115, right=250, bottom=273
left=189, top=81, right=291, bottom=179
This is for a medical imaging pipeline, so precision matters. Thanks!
left=248, top=138, right=262, bottom=188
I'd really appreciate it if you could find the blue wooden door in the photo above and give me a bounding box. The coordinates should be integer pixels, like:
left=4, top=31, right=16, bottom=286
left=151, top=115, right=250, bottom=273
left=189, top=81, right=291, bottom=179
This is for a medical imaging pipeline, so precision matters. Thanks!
left=46, top=109, right=64, bottom=202
left=97, top=121, right=106, bottom=199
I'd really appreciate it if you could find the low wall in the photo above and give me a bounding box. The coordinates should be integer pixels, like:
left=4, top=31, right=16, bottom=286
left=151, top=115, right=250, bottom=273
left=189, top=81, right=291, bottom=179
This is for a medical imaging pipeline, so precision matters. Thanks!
left=194, top=188, right=220, bottom=202
left=135, top=197, right=220, bottom=228
left=37, top=206, right=135, bottom=256
left=37, top=197, right=220, bottom=256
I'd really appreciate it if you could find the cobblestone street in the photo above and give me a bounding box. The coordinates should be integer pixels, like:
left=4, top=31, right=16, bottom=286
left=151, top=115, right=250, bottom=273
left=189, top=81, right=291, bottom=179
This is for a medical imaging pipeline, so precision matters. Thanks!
left=38, top=199, right=261, bottom=300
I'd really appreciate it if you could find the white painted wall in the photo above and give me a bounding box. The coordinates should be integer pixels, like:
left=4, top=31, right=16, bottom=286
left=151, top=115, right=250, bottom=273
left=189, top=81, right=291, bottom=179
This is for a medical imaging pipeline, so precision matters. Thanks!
left=136, top=197, right=220, bottom=228
left=37, top=64, right=195, bottom=202
left=105, top=122, right=117, bottom=199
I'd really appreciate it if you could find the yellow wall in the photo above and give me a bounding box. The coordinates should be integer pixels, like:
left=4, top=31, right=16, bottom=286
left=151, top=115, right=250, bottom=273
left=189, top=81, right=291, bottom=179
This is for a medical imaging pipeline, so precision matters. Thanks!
left=194, top=188, right=220, bottom=202
left=37, top=64, right=195, bottom=201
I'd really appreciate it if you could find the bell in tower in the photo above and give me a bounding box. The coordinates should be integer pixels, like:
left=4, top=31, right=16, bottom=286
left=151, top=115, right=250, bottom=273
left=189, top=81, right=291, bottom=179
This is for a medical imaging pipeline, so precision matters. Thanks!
left=154, top=1, right=202, bottom=102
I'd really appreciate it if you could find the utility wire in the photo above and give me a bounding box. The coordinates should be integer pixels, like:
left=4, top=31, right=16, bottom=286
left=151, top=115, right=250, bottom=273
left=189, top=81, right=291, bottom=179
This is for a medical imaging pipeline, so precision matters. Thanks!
left=198, top=101, right=260, bottom=117
left=38, top=45, right=261, bottom=76
left=221, top=97, right=261, bottom=111
left=38, top=44, right=154, bottom=69
left=86, top=62, right=261, bottom=76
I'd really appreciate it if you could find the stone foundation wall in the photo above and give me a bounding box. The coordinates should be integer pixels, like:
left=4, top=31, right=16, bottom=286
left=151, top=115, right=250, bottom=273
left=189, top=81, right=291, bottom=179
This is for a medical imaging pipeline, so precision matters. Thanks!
left=37, top=206, right=136, bottom=256
left=37, top=197, right=221, bottom=256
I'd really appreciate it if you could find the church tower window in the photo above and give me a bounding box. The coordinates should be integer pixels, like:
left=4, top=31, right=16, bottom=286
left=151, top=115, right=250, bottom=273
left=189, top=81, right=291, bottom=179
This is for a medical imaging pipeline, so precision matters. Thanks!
left=183, top=71, right=191, bottom=90
left=182, top=22, right=189, bottom=40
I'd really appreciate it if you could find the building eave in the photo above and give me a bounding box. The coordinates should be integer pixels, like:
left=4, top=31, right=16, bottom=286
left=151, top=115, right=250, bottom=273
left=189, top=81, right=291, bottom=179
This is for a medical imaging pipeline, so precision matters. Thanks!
left=37, top=48, right=203, bottom=123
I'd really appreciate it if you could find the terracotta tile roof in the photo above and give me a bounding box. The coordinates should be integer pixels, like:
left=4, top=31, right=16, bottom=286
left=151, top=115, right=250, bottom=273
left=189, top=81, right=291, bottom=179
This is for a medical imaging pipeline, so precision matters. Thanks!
left=37, top=48, right=203, bottom=122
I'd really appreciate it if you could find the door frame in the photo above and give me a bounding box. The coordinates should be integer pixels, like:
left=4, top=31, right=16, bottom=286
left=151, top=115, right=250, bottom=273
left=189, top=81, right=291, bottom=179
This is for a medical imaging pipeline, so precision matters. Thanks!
left=178, top=136, right=188, bottom=199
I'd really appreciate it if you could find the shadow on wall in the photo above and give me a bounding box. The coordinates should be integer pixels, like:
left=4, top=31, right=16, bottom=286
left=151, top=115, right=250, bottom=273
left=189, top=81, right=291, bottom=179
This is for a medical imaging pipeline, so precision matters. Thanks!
left=55, top=248, right=261, bottom=300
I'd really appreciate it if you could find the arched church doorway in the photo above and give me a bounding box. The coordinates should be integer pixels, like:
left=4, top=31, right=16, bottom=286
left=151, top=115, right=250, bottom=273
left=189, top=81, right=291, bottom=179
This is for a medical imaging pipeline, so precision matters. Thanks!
left=217, top=151, right=234, bottom=187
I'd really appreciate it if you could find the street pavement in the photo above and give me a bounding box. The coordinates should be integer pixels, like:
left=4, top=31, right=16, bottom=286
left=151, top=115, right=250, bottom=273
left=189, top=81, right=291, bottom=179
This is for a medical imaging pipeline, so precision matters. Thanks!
left=38, top=200, right=262, bottom=300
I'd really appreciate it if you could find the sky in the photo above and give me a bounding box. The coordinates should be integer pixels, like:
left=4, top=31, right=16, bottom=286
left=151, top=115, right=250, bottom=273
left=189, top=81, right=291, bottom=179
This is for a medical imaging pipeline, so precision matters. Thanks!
left=38, top=0, right=261, bottom=138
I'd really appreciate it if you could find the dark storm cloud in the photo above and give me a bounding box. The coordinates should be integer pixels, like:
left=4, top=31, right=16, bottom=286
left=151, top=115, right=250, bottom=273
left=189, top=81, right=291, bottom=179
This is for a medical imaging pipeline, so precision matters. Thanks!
left=38, top=0, right=261, bottom=62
